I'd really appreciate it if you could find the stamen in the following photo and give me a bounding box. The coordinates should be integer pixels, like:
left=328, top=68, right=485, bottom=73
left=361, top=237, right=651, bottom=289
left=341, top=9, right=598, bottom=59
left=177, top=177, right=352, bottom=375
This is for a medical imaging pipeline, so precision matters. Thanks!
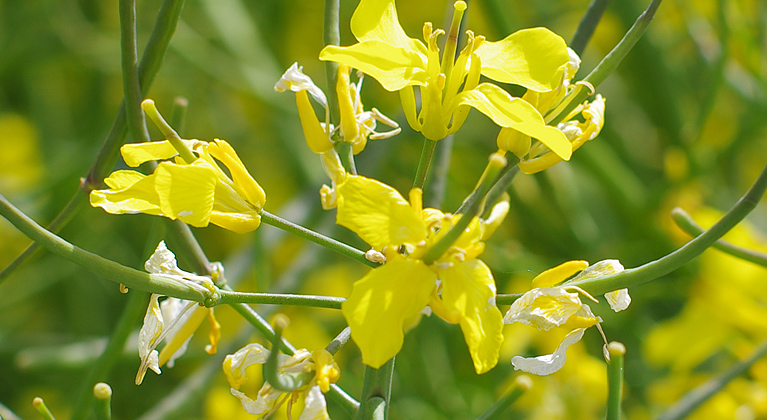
left=563, top=285, right=600, bottom=304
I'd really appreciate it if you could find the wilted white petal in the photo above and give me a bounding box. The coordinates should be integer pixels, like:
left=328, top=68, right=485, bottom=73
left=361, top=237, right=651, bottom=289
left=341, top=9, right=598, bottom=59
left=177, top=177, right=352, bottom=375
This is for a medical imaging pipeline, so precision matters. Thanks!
left=223, top=343, right=270, bottom=388
left=569, top=259, right=623, bottom=282
left=230, top=386, right=282, bottom=416
left=564, top=47, right=582, bottom=81
left=145, top=241, right=214, bottom=288
left=605, top=288, right=631, bottom=312
left=159, top=297, right=195, bottom=367
left=503, top=287, right=584, bottom=330
left=136, top=294, right=163, bottom=385
left=298, top=386, right=331, bottom=420
left=274, top=62, right=328, bottom=109
left=511, top=328, right=586, bottom=375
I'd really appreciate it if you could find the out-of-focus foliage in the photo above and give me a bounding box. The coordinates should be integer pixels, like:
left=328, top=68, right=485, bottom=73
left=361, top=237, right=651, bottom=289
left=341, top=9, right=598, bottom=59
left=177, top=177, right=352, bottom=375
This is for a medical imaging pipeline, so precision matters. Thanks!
left=1, top=0, right=766, bottom=419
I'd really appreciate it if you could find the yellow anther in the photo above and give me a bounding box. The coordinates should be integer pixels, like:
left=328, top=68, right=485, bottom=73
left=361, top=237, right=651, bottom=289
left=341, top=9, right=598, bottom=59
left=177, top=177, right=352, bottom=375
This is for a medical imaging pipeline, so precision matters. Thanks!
left=336, top=64, right=360, bottom=144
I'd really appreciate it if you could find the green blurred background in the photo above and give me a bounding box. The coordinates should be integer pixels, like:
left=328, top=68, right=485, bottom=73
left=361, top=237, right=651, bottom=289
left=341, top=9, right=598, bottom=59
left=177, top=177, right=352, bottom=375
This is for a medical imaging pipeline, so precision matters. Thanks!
left=1, top=0, right=766, bottom=419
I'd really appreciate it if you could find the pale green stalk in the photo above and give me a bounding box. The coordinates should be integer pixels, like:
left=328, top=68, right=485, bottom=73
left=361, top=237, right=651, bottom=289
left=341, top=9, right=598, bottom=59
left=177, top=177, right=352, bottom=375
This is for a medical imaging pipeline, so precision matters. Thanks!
left=357, top=359, right=395, bottom=420
left=570, top=0, right=612, bottom=56
left=413, top=138, right=439, bottom=189
left=324, top=0, right=341, bottom=125
left=422, top=153, right=507, bottom=265
left=606, top=342, right=626, bottom=420
left=671, top=207, right=767, bottom=267
left=32, top=398, right=56, bottom=420
left=120, top=0, right=150, bottom=145
left=92, top=383, right=113, bottom=420
left=548, top=0, right=663, bottom=126
left=475, top=376, right=532, bottom=420
left=217, top=289, right=344, bottom=309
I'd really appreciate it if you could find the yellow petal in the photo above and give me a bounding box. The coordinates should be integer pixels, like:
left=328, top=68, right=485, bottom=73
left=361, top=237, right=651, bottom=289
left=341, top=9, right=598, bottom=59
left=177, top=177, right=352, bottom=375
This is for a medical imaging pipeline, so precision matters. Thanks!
left=531, top=260, right=589, bottom=288
left=455, top=83, right=572, bottom=160
left=320, top=41, right=428, bottom=92
left=90, top=170, right=163, bottom=216
left=208, top=210, right=261, bottom=234
left=350, top=0, right=427, bottom=54
left=207, top=139, right=266, bottom=210
left=336, top=175, right=427, bottom=249
left=154, top=161, right=218, bottom=227
left=158, top=305, right=209, bottom=367
left=475, top=27, right=569, bottom=92
left=341, top=259, right=436, bottom=369
left=439, top=260, right=503, bottom=374
left=120, top=140, right=200, bottom=167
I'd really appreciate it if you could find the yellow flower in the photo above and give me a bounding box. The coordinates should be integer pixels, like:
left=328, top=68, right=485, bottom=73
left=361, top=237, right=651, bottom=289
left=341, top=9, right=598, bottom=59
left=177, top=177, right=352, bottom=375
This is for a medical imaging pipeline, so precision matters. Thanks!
left=90, top=138, right=265, bottom=234
left=136, top=241, right=222, bottom=385
left=497, top=48, right=607, bottom=174
left=504, top=260, right=629, bottom=375
left=275, top=62, right=400, bottom=154
left=319, top=0, right=572, bottom=160
left=223, top=344, right=340, bottom=419
left=336, top=174, right=506, bottom=373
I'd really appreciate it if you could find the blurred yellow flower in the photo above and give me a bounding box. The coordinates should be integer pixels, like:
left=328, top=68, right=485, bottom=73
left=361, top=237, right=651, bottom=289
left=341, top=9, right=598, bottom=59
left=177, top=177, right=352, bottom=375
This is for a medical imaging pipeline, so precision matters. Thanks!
left=223, top=344, right=339, bottom=419
left=90, top=138, right=265, bottom=233
left=320, top=0, right=572, bottom=158
left=336, top=174, right=506, bottom=373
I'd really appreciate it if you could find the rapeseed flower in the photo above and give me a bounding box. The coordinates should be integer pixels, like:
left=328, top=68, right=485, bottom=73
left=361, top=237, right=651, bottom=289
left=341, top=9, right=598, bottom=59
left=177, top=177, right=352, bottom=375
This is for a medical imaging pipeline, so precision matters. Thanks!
left=223, top=343, right=340, bottom=419
left=336, top=174, right=506, bottom=373
left=90, top=138, right=265, bottom=233
left=320, top=0, right=572, bottom=160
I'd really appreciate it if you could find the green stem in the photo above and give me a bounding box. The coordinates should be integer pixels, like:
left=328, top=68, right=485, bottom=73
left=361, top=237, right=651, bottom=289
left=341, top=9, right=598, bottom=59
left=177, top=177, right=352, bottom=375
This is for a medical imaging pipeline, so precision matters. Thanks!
left=475, top=375, right=532, bottom=420
left=422, top=153, right=507, bottom=265
left=326, top=327, right=351, bottom=355
left=32, top=398, right=57, bottom=420
left=336, top=140, right=358, bottom=175
left=671, top=207, right=767, bottom=267
left=119, top=0, right=150, bottom=145
left=655, top=337, right=767, bottom=420
left=143, top=99, right=196, bottom=163
left=170, top=96, right=190, bottom=130
left=548, top=0, right=663, bottom=126
left=356, top=359, right=395, bottom=420
left=263, top=316, right=316, bottom=392
left=606, top=342, right=626, bottom=420
left=428, top=133, right=454, bottom=208
left=566, top=158, right=767, bottom=297
left=413, top=138, right=439, bottom=189
left=570, top=0, right=612, bottom=56
left=70, top=290, right=148, bottom=419
left=92, top=383, right=113, bottom=420
left=260, top=209, right=376, bottom=267
left=0, top=194, right=209, bottom=302
left=324, top=0, right=341, bottom=126
left=218, top=289, right=344, bottom=309
left=0, top=0, right=185, bottom=284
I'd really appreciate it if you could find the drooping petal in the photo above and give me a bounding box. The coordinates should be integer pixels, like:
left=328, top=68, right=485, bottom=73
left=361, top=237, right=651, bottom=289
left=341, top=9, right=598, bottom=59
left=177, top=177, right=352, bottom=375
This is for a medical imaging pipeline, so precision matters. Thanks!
left=320, top=41, right=428, bottom=92
left=298, top=386, right=331, bottom=420
left=479, top=196, right=510, bottom=241
left=336, top=175, right=427, bottom=249
left=136, top=294, right=163, bottom=385
left=511, top=328, right=586, bottom=375
left=158, top=301, right=208, bottom=368
left=208, top=210, right=262, bottom=234
left=605, top=289, right=631, bottom=312
left=341, top=258, right=436, bottom=368
left=222, top=342, right=270, bottom=389
left=207, top=139, right=266, bottom=210
left=440, top=259, right=504, bottom=374
left=274, top=62, right=328, bottom=108
left=454, top=83, right=571, bottom=160
left=90, top=170, right=164, bottom=216
left=349, top=0, right=427, bottom=54
left=154, top=160, right=218, bottom=227
left=503, top=287, right=585, bottom=330
left=230, top=387, right=282, bottom=417
left=475, top=27, right=569, bottom=92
